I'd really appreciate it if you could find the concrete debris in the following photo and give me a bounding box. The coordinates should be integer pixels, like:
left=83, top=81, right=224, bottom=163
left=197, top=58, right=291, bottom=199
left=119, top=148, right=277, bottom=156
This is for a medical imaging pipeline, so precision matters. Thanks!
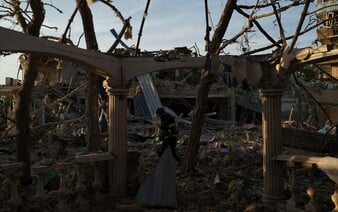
left=0, top=113, right=336, bottom=211
left=0, top=64, right=337, bottom=211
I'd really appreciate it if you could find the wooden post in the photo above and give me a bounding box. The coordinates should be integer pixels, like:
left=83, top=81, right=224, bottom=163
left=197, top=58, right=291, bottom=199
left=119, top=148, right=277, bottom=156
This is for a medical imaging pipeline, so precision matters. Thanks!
left=261, top=89, right=285, bottom=205
left=105, top=78, right=129, bottom=196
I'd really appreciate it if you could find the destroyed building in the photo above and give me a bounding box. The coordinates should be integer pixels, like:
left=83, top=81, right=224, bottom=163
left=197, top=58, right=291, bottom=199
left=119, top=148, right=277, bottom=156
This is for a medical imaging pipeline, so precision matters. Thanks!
left=313, top=0, right=338, bottom=124
left=0, top=52, right=336, bottom=212
left=0, top=4, right=338, bottom=210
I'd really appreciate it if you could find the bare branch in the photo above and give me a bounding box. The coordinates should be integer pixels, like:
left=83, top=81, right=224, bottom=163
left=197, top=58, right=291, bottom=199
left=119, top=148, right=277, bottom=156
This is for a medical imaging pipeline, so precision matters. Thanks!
left=234, top=3, right=281, bottom=49
left=0, top=11, right=15, bottom=20
left=135, top=0, right=151, bottom=55
left=106, top=17, right=131, bottom=53
left=76, top=32, right=84, bottom=46
left=271, top=0, right=287, bottom=48
left=0, top=3, right=13, bottom=11
left=99, top=0, right=125, bottom=23
left=288, top=0, right=311, bottom=52
left=217, top=25, right=251, bottom=55
left=41, top=24, right=57, bottom=30
left=218, top=0, right=307, bottom=55
left=252, top=0, right=304, bottom=20
left=60, top=2, right=80, bottom=43
left=10, top=0, right=28, bottom=30
left=242, top=17, right=324, bottom=56
left=218, top=0, right=281, bottom=54
left=43, top=2, right=63, bottom=14
left=237, top=1, right=272, bottom=10
left=209, top=0, right=237, bottom=55
left=99, top=0, right=133, bottom=52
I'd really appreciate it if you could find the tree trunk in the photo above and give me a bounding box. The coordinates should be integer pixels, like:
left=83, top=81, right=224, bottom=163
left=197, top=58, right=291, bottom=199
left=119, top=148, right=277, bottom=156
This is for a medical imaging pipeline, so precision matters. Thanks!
left=16, top=55, right=39, bottom=185
left=184, top=0, right=237, bottom=173
left=11, top=0, right=45, bottom=185
left=76, top=0, right=100, bottom=152
left=184, top=72, right=215, bottom=172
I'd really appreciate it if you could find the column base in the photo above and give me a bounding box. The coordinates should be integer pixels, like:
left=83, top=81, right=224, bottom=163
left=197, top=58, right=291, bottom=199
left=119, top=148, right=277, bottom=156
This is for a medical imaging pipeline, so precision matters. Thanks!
left=262, top=194, right=286, bottom=209
left=107, top=193, right=128, bottom=201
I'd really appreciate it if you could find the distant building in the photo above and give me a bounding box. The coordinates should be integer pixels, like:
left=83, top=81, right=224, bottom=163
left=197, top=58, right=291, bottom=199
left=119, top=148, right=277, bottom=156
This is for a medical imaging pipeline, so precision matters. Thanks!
left=314, top=0, right=338, bottom=124
left=316, top=0, right=338, bottom=79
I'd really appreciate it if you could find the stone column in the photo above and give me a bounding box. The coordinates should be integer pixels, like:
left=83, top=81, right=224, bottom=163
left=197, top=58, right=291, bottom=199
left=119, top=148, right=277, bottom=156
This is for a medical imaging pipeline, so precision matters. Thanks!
left=261, top=89, right=285, bottom=205
left=105, top=79, right=129, bottom=196
left=230, top=87, right=236, bottom=122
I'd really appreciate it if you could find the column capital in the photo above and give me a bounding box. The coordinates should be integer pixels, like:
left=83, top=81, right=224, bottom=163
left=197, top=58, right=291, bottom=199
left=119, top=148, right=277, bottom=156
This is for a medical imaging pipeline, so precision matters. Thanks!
left=103, top=77, right=129, bottom=96
left=107, top=88, right=129, bottom=96
left=260, top=88, right=284, bottom=97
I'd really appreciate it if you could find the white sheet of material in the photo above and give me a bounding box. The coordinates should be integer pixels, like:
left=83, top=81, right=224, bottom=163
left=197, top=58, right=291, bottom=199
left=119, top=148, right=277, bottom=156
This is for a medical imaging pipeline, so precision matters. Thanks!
left=135, top=148, right=177, bottom=208
left=316, top=156, right=338, bottom=184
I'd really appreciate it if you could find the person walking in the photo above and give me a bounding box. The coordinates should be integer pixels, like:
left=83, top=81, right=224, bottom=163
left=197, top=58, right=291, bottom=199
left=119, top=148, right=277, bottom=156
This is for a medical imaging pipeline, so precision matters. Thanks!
left=155, top=108, right=181, bottom=163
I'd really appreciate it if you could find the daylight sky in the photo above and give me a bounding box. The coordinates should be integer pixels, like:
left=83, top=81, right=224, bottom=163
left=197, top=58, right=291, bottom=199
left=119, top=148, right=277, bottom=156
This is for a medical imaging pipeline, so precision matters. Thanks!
left=0, top=0, right=318, bottom=84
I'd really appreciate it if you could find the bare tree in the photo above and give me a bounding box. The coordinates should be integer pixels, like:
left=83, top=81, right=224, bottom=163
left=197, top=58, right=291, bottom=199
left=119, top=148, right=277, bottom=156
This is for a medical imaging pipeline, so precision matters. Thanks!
left=184, top=0, right=317, bottom=172
left=75, top=0, right=101, bottom=152
left=184, top=0, right=237, bottom=173
left=8, top=0, right=45, bottom=185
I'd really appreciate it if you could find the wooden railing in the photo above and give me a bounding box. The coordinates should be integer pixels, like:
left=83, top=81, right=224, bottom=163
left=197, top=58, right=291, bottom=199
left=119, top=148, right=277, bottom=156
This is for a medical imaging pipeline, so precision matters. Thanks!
left=274, top=154, right=338, bottom=211
left=0, top=152, right=114, bottom=211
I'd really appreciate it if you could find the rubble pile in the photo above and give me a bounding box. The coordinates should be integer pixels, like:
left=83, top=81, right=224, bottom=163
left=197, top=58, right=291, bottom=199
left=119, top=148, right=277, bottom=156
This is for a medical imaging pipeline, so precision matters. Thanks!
left=1, top=95, right=336, bottom=211
left=128, top=121, right=268, bottom=211
left=1, top=117, right=266, bottom=211
left=128, top=120, right=336, bottom=211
